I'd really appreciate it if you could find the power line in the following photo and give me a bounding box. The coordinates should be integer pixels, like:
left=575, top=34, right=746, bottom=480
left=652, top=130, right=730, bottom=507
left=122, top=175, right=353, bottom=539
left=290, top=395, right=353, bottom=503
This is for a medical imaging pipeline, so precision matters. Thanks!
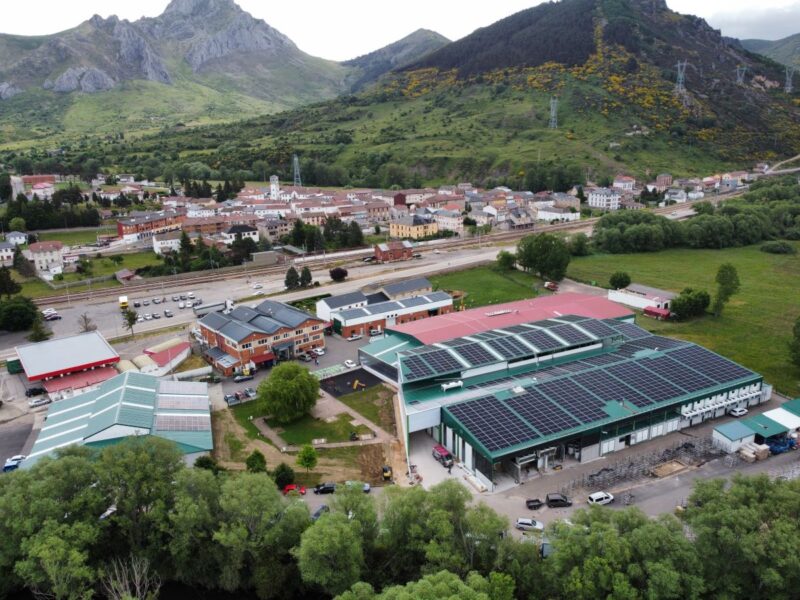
left=786, top=65, right=796, bottom=95
left=735, top=65, right=747, bottom=85
left=548, top=96, right=558, bottom=129
left=292, top=154, right=302, bottom=187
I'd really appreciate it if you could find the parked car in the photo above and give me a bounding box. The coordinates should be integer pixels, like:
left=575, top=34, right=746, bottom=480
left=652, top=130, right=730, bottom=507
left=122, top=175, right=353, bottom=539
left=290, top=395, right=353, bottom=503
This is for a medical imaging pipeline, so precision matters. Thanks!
left=728, top=406, right=748, bottom=418
left=178, top=302, right=185, bottom=309
left=142, top=300, right=150, bottom=306
left=185, top=301, right=194, bottom=309
left=313, top=482, right=336, bottom=495
left=133, top=300, right=142, bottom=307
left=3, top=455, right=25, bottom=472
left=432, top=444, right=454, bottom=468
left=544, top=281, right=559, bottom=292
left=283, top=484, right=306, bottom=495
left=187, top=291, right=195, bottom=299
left=345, top=480, right=371, bottom=493
left=347, top=334, right=363, bottom=341
left=41, top=308, right=58, bottom=315
left=28, top=397, right=51, bottom=408
left=412, top=253, right=422, bottom=259
left=297, top=353, right=313, bottom=362
left=545, top=493, right=572, bottom=508
left=587, top=491, right=615, bottom=506
left=44, top=313, right=62, bottom=321
left=362, top=256, right=375, bottom=263
left=343, top=360, right=357, bottom=369
left=311, top=505, right=330, bottom=521
left=312, top=348, right=325, bottom=356
left=233, top=374, right=254, bottom=383
left=179, top=294, right=187, bottom=300
left=252, top=283, right=263, bottom=289
left=526, top=498, right=544, bottom=510
left=144, top=314, right=152, bottom=320
left=25, top=387, right=46, bottom=397
left=172, top=295, right=180, bottom=301
left=515, top=518, right=545, bottom=532
left=164, top=310, right=173, bottom=318
left=369, top=329, right=382, bottom=336
left=137, top=315, right=144, bottom=323
left=152, top=297, right=161, bottom=304
left=152, top=313, right=161, bottom=319
left=244, top=387, right=257, bottom=398
left=223, top=394, right=238, bottom=405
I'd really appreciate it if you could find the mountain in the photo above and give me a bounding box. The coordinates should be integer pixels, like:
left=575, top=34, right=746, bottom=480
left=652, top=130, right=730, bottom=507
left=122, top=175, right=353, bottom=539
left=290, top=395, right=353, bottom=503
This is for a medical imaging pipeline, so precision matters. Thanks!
left=741, top=34, right=800, bottom=67
left=344, top=29, right=450, bottom=91
left=0, top=0, right=446, bottom=144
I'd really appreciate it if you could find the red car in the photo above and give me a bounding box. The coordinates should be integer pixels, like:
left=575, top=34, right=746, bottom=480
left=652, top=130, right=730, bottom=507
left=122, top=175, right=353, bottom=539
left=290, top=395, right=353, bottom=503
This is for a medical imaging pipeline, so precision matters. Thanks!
left=283, top=484, right=306, bottom=496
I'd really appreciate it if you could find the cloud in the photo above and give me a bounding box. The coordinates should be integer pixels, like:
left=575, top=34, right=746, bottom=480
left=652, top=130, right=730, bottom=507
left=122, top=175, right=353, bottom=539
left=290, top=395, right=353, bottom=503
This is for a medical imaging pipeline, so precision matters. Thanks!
left=706, top=3, right=800, bottom=40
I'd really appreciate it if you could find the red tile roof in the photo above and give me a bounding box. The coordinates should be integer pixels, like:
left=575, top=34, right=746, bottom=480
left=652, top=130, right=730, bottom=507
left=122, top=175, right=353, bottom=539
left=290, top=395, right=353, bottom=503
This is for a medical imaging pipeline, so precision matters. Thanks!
left=388, top=293, right=633, bottom=345
left=27, top=241, right=63, bottom=253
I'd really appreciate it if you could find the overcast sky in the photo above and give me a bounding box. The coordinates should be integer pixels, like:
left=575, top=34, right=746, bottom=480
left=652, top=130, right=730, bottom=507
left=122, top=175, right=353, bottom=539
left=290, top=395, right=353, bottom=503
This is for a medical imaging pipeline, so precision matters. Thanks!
left=2, top=1, right=799, bottom=61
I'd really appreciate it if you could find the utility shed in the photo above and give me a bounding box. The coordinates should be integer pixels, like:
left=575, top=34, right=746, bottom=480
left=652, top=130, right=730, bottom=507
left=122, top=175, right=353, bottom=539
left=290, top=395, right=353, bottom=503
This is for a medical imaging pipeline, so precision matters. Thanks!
left=742, top=414, right=789, bottom=441
left=713, top=421, right=755, bottom=453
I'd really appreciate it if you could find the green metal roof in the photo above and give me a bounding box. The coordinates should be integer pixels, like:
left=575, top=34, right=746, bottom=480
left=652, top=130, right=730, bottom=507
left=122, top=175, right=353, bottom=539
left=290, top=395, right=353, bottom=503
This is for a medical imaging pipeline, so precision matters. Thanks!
left=780, top=398, right=800, bottom=417
left=24, top=372, right=212, bottom=466
left=742, top=414, right=788, bottom=439
left=715, top=421, right=756, bottom=441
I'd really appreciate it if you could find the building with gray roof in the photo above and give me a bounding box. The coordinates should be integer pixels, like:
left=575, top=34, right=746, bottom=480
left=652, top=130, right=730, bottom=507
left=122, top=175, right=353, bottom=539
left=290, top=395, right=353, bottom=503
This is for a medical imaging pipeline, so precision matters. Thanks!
left=332, top=291, right=453, bottom=338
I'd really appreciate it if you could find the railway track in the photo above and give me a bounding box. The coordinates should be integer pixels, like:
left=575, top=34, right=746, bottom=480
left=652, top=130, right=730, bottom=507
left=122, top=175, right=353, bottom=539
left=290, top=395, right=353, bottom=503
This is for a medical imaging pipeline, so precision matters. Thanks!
left=34, top=192, right=741, bottom=307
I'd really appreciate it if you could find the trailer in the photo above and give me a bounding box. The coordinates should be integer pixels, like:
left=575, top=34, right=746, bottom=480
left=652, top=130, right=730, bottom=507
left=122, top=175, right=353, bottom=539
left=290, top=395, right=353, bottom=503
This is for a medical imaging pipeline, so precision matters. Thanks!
left=193, top=299, right=234, bottom=318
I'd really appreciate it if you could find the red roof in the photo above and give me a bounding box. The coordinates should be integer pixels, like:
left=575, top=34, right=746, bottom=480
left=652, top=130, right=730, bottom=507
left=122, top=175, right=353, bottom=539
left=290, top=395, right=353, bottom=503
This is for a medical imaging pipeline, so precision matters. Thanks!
left=643, top=306, right=671, bottom=318
left=147, top=342, right=191, bottom=367
left=41, top=366, right=119, bottom=394
left=389, top=293, right=633, bottom=345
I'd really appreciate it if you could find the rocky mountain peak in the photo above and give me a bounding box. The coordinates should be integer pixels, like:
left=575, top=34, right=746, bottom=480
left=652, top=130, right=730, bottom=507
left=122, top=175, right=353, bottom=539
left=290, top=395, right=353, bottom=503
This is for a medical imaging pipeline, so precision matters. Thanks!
left=162, top=0, right=239, bottom=18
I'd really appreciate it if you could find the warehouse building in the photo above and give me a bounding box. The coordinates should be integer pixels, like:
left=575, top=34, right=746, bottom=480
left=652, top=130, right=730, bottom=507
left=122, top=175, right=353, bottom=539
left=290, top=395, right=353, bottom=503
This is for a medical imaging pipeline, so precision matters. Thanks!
left=24, top=372, right=212, bottom=466
left=608, top=283, right=676, bottom=311
left=332, top=291, right=453, bottom=338
left=359, top=293, right=769, bottom=490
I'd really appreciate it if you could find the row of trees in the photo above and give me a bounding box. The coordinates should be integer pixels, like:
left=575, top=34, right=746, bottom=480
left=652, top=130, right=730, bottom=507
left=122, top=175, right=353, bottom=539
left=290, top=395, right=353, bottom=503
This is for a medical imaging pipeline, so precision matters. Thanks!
left=2, top=193, right=100, bottom=231
left=3, top=438, right=799, bottom=600
left=498, top=234, right=572, bottom=281
left=285, top=218, right=365, bottom=253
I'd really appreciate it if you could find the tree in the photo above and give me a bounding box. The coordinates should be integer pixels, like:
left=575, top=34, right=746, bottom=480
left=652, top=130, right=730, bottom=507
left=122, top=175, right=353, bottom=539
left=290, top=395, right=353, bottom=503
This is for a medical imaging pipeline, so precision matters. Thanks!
left=0, top=295, right=38, bottom=331
left=77, top=313, right=97, bottom=333
left=295, top=512, right=363, bottom=596
left=711, top=263, right=741, bottom=317
left=670, top=288, right=710, bottom=320
left=230, top=234, right=258, bottom=266
left=121, top=308, right=138, bottom=337
left=516, top=234, right=571, bottom=281
left=13, top=247, right=36, bottom=278
left=193, top=455, right=221, bottom=473
left=75, top=259, right=93, bottom=277
left=26, top=317, right=51, bottom=342
left=101, top=555, right=161, bottom=600
left=374, top=224, right=381, bottom=235
left=496, top=250, right=516, bottom=271
left=347, top=221, right=364, bottom=247
left=109, top=254, right=124, bottom=266
left=338, top=570, right=514, bottom=600
left=0, top=173, right=12, bottom=202
left=0, top=266, right=21, bottom=298
left=330, top=267, right=348, bottom=282
left=568, top=233, right=590, bottom=256
left=8, top=217, right=26, bottom=232
left=290, top=219, right=306, bottom=247
left=257, top=362, right=319, bottom=423
left=285, top=266, right=300, bottom=290
left=296, top=445, right=318, bottom=473
left=272, top=463, right=295, bottom=489
left=245, top=450, right=267, bottom=474
left=609, top=271, right=631, bottom=290
left=299, top=266, right=312, bottom=288
left=789, top=316, right=800, bottom=368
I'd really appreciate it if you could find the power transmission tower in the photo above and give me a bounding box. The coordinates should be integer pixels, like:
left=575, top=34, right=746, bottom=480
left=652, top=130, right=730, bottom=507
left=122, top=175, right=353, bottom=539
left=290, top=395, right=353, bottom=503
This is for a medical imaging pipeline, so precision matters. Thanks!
left=548, top=96, right=558, bottom=129
left=674, top=60, right=688, bottom=95
left=735, top=65, right=747, bottom=85
left=786, top=65, right=796, bottom=94
left=292, top=154, right=302, bottom=187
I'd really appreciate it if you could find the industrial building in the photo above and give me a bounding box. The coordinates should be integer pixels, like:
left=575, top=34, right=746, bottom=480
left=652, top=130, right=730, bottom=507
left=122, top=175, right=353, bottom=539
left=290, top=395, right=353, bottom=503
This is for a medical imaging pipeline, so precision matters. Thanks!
left=13, top=332, right=120, bottom=398
left=331, top=292, right=453, bottom=338
left=608, top=283, right=676, bottom=311
left=24, top=372, right=212, bottom=466
left=359, top=293, right=769, bottom=490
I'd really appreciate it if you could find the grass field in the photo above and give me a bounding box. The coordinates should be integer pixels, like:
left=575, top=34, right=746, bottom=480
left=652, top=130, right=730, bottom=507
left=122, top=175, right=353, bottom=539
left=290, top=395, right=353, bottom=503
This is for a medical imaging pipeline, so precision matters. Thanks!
left=337, top=386, right=396, bottom=435
left=231, top=402, right=266, bottom=440
left=267, top=413, right=371, bottom=446
left=567, top=243, right=800, bottom=395
left=36, top=227, right=116, bottom=245
left=430, top=265, right=539, bottom=308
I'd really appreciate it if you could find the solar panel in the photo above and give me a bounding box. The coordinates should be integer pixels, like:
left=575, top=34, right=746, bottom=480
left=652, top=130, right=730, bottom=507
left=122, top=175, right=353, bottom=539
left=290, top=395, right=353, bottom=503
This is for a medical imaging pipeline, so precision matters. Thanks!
left=607, top=362, right=684, bottom=403
left=486, top=336, right=532, bottom=360
left=531, top=319, right=563, bottom=328
left=519, top=329, right=563, bottom=352
left=667, top=345, right=754, bottom=384
left=500, top=325, right=537, bottom=334
left=402, top=296, right=428, bottom=308
left=553, top=315, right=588, bottom=323
left=157, top=395, right=209, bottom=410
left=640, top=355, right=716, bottom=393
left=401, top=355, right=434, bottom=380
left=470, top=331, right=506, bottom=341
left=550, top=324, right=594, bottom=345
left=455, top=342, right=498, bottom=367
left=577, top=319, right=619, bottom=339
left=418, top=349, right=463, bottom=375
left=536, top=379, right=608, bottom=423
left=627, top=336, right=689, bottom=351
left=447, top=396, right=537, bottom=452
left=155, top=415, right=210, bottom=431
left=507, top=390, right=581, bottom=436
left=605, top=321, right=651, bottom=340
left=573, top=370, right=653, bottom=408
left=577, top=353, right=625, bottom=367
left=439, top=338, right=474, bottom=348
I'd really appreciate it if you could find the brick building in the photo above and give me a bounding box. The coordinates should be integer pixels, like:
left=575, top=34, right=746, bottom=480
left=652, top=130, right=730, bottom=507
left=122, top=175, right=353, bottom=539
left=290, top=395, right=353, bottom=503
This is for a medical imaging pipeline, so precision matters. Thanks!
left=116, top=211, right=183, bottom=242
left=374, top=240, right=414, bottom=262
left=198, top=300, right=325, bottom=375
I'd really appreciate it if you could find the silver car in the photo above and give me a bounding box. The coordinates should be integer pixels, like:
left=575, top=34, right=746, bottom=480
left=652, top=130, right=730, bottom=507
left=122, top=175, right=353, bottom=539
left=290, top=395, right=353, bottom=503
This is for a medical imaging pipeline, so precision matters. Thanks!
left=587, top=491, right=615, bottom=505
left=515, top=518, right=545, bottom=532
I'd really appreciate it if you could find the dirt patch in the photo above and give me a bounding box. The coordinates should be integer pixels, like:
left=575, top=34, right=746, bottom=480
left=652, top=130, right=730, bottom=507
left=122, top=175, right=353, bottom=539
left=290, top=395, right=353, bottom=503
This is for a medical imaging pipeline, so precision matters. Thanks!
left=651, top=460, right=688, bottom=478
left=212, top=408, right=288, bottom=469
left=375, top=388, right=396, bottom=435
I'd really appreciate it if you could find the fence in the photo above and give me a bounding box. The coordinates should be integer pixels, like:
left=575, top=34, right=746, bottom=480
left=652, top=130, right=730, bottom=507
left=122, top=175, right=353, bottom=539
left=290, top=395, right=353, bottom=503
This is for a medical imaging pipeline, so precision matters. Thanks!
left=46, top=274, right=115, bottom=290
left=558, top=436, right=720, bottom=496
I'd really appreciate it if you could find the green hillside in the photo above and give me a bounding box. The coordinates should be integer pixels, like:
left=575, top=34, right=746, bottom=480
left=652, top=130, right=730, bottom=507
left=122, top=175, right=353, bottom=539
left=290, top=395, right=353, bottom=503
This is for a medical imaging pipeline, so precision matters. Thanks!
left=741, top=34, right=800, bottom=67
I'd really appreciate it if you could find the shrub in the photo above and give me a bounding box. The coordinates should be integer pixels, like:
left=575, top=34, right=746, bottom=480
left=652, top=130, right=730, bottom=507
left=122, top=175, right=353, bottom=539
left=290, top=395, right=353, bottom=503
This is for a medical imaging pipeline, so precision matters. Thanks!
left=609, top=271, right=631, bottom=289
left=760, top=241, right=796, bottom=255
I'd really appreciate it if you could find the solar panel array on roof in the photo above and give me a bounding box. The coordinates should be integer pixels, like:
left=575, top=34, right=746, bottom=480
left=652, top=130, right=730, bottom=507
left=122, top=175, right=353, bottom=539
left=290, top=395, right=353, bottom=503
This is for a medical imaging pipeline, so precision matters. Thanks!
left=470, top=331, right=506, bottom=341
left=455, top=342, right=497, bottom=367
left=501, top=325, right=537, bottom=334
left=627, top=336, right=689, bottom=351
left=550, top=324, right=594, bottom=345
left=668, top=345, right=754, bottom=383
left=573, top=370, right=653, bottom=408
left=537, top=379, right=608, bottom=423
left=155, top=415, right=211, bottom=431
left=553, top=315, right=588, bottom=323
left=440, top=338, right=474, bottom=348
left=607, top=362, right=684, bottom=402
left=506, top=391, right=581, bottom=436
left=519, top=329, right=562, bottom=352
left=448, top=396, right=535, bottom=452
left=486, top=336, right=531, bottom=360
left=576, top=319, right=618, bottom=339
left=641, top=355, right=716, bottom=393
left=402, top=355, right=435, bottom=379
left=532, top=319, right=564, bottom=328
left=577, top=353, right=625, bottom=367
left=419, top=349, right=463, bottom=374
left=157, top=395, right=209, bottom=410
left=606, top=321, right=651, bottom=340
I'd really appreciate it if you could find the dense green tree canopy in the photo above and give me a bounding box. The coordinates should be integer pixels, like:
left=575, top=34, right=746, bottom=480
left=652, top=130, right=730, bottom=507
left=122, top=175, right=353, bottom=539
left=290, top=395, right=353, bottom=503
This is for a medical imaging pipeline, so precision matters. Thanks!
left=516, top=234, right=571, bottom=281
left=257, top=362, right=319, bottom=424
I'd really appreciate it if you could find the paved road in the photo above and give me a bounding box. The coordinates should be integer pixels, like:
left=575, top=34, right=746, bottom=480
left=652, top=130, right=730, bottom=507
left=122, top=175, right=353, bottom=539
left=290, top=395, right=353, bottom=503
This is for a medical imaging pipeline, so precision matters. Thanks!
left=0, top=414, right=34, bottom=465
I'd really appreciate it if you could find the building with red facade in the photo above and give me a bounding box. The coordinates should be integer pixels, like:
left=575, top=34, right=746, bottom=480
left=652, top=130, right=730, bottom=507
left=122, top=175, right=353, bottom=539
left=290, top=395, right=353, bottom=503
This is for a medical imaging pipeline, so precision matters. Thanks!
left=374, top=240, right=414, bottom=262
left=116, top=211, right=184, bottom=242
left=198, top=300, right=325, bottom=375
